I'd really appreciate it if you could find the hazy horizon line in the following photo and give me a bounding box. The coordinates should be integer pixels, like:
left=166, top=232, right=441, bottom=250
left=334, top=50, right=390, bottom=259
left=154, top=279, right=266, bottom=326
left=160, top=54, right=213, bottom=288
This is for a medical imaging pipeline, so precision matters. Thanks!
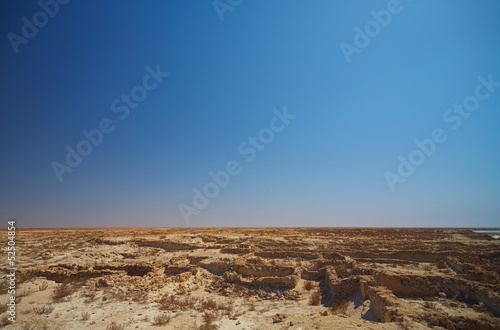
left=4, top=226, right=500, bottom=230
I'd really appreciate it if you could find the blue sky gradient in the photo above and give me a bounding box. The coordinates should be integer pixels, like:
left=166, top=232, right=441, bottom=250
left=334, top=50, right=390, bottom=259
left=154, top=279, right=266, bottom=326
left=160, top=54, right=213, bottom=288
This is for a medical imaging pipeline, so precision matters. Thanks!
left=1, top=0, right=499, bottom=227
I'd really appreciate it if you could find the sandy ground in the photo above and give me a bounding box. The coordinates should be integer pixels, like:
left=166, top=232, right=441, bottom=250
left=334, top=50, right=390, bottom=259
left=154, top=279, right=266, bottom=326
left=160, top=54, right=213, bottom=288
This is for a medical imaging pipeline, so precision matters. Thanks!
left=0, top=227, right=499, bottom=329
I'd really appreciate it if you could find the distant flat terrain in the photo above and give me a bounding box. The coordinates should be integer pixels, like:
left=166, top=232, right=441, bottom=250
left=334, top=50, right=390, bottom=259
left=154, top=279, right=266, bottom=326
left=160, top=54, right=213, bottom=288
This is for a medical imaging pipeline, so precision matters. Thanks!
left=1, top=228, right=499, bottom=329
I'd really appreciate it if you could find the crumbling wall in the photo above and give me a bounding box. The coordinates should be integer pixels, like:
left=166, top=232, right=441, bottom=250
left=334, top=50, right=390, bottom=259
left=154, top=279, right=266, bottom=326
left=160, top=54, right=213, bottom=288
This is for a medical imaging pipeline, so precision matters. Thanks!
left=447, top=257, right=499, bottom=284
left=325, top=266, right=360, bottom=299
left=374, top=272, right=500, bottom=317
left=255, top=250, right=317, bottom=260
left=366, top=285, right=500, bottom=328
left=233, top=264, right=295, bottom=278
left=223, top=271, right=299, bottom=288
left=367, top=286, right=401, bottom=322
left=198, top=259, right=232, bottom=275
left=133, top=239, right=198, bottom=251
left=300, top=268, right=324, bottom=280
left=220, top=247, right=252, bottom=254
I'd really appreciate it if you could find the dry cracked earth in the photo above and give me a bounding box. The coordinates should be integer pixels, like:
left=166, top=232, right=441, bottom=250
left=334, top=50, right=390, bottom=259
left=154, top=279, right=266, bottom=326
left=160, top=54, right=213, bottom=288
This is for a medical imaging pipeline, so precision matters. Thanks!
left=1, top=228, right=499, bottom=329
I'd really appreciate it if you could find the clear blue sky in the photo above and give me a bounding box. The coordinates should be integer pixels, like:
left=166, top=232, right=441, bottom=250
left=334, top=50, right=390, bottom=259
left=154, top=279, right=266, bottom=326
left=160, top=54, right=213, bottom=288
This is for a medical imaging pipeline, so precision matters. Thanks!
left=1, top=0, right=499, bottom=228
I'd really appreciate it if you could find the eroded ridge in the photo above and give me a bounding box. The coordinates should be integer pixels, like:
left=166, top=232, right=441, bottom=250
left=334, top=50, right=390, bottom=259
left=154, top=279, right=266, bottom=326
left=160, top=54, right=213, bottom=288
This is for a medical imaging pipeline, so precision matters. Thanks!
left=1, top=228, right=499, bottom=329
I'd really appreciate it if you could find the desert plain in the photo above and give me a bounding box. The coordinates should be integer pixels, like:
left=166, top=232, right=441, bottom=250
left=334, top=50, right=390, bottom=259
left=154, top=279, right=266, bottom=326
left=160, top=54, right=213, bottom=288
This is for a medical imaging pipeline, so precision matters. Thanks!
left=1, top=227, right=499, bottom=329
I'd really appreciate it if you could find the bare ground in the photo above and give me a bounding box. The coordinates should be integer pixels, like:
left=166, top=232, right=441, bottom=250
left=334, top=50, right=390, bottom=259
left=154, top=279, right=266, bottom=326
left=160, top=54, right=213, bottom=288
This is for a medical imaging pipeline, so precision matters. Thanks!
left=1, top=227, right=499, bottom=329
